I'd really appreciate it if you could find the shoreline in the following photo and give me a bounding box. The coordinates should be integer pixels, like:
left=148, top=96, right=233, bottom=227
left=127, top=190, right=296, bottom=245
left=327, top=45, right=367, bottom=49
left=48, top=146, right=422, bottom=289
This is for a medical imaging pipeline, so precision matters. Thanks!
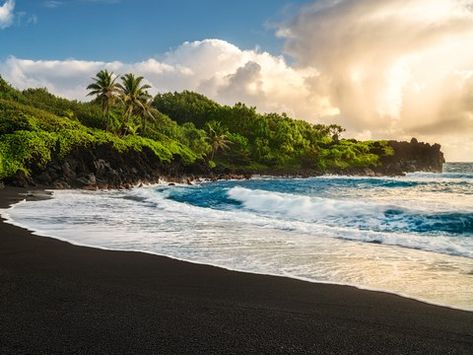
left=1, top=187, right=473, bottom=353
left=3, top=190, right=472, bottom=314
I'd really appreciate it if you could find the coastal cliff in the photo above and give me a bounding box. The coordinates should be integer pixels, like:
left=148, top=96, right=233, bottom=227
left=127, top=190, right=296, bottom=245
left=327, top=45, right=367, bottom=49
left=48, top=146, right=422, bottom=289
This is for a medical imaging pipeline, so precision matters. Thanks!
left=378, top=139, right=445, bottom=174
left=0, top=79, right=445, bottom=189
left=4, top=138, right=445, bottom=189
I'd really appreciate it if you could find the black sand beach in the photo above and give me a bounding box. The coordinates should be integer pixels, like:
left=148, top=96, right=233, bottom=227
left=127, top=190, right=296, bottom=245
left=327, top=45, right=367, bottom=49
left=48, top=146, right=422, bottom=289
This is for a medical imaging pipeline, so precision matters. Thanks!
left=1, top=187, right=472, bottom=354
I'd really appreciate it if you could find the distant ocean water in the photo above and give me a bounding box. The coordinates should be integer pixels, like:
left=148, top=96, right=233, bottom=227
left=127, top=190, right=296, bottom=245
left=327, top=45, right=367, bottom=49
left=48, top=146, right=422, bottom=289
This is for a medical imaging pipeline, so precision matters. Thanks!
left=3, top=163, right=473, bottom=310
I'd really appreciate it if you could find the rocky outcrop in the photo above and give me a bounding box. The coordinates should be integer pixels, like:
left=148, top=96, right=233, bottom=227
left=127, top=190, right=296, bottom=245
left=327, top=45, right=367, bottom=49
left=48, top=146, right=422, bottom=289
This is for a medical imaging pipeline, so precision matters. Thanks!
left=5, top=138, right=445, bottom=188
left=378, top=138, right=445, bottom=175
left=338, top=138, right=445, bottom=176
left=6, top=144, right=208, bottom=189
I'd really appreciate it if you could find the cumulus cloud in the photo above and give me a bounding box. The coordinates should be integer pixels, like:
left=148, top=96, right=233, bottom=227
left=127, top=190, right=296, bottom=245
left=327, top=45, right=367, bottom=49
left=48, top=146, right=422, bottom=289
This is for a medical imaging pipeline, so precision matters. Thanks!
left=279, top=0, right=473, bottom=161
left=0, top=0, right=15, bottom=29
left=0, top=39, right=318, bottom=120
left=2, top=0, right=473, bottom=160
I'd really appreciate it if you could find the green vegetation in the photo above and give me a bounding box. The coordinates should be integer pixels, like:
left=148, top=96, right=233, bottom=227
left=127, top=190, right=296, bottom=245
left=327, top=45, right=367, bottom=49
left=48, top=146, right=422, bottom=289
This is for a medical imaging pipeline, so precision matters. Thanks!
left=0, top=73, right=394, bottom=182
left=86, top=69, right=119, bottom=131
left=153, top=91, right=394, bottom=172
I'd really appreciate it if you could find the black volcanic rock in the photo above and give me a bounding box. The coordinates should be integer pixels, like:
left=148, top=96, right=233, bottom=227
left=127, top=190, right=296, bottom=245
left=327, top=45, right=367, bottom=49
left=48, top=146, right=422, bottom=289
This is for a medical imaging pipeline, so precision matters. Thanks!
left=5, top=143, right=204, bottom=188
left=4, top=138, right=446, bottom=188
left=377, top=139, right=445, bottom=175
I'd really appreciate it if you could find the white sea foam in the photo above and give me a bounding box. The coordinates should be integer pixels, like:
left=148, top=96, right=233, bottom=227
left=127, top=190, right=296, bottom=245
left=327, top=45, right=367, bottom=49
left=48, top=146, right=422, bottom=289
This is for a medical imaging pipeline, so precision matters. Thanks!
left=228, top=186, right=391, bottom=219
left=2, top=172, right=473, bottom=311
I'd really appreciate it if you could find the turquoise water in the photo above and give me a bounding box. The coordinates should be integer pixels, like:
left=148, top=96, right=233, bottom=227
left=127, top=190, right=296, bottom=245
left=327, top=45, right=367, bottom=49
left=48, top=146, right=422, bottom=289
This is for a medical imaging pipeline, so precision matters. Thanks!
left=2, top=163, right=473, bottom=310
left=166, top=171, right=473, bottom=246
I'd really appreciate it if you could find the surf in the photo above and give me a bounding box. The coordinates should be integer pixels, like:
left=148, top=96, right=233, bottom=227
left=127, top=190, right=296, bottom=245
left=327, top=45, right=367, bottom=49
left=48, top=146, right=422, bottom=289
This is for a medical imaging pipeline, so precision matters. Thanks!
left=2, top=163, right=473, bottom=311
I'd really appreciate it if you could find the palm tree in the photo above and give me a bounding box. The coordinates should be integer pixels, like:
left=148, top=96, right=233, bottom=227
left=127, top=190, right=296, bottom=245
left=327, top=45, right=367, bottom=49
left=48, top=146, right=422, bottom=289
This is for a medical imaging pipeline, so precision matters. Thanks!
left=206, top=122, right=231, bottom=161
left=134, top=97, right=155, bottom=135
left=86, top=70, right=119, bottom=130
left=117, top=73, right=152, bottom=135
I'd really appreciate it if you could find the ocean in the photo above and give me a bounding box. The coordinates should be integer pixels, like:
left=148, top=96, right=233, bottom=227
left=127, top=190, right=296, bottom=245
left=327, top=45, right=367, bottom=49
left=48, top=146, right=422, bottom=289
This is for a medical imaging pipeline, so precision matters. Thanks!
left=2, top=163, right=473, bottom=310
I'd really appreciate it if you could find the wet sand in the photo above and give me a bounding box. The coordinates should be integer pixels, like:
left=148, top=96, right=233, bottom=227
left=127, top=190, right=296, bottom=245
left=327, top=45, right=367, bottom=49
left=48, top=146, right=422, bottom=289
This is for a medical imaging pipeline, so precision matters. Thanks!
left=1, top=187, right=472, bottom=354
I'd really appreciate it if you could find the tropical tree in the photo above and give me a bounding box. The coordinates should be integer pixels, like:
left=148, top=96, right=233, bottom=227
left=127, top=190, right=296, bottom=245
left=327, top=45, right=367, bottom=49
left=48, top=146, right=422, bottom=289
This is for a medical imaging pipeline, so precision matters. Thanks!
left=134, top=97, right=155, bottom=135
left=117, top=73, right=152, bottom=135
left=86, top=70, right=119, bottom=130
left=205, top=121, right=231, bottom=161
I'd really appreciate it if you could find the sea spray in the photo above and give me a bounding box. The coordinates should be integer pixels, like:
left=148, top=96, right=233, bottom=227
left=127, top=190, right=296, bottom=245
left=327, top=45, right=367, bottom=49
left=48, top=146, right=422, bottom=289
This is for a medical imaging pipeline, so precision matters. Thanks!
left=2, top=163, right=473, bottom=310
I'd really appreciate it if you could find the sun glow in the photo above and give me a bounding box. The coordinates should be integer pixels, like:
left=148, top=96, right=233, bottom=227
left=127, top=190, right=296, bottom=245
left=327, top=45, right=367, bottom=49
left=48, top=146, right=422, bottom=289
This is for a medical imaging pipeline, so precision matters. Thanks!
left=1, top=0, right=473, bottom=160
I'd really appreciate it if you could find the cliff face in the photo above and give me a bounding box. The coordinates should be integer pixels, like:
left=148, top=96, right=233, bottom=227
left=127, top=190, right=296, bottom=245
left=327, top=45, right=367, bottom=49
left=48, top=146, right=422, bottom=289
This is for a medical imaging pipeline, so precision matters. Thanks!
left=5, top=144, right=208, bottom=189
left=377, top=138, right=445, bottom=175
left=4, top=138, right=446, bottom=188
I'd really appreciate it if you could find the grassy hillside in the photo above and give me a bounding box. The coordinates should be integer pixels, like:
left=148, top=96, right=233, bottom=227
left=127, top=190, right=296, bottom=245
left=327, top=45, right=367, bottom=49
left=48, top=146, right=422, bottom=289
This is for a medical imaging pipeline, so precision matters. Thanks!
left=0, top=75, right=394, bottom=184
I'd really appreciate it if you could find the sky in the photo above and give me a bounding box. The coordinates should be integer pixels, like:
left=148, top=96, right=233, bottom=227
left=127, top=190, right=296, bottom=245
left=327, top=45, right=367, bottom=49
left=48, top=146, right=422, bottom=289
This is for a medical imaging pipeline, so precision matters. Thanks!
left=1, top=0, right=473, bottom=161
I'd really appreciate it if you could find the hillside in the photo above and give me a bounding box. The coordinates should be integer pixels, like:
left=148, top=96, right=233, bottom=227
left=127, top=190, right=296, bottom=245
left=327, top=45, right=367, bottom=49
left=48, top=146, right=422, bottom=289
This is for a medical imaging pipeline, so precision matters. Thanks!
left=0, top=76, right=444, bottom=188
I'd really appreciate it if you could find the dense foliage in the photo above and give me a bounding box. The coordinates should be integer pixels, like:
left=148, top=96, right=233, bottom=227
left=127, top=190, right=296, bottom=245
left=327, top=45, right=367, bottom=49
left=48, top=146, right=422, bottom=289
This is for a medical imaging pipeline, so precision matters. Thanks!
left=154, top=91, right=394, bottom=172
left=0, top=75, right=393, bottom=182
left=0, top=78, right=204, bottom=180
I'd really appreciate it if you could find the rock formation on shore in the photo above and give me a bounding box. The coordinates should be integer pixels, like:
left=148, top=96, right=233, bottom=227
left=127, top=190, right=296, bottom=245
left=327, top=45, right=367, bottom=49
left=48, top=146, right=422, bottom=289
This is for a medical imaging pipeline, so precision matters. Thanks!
left=4, top=138, right=445, bottom=189
left=379, top=139, right=445, bottom=175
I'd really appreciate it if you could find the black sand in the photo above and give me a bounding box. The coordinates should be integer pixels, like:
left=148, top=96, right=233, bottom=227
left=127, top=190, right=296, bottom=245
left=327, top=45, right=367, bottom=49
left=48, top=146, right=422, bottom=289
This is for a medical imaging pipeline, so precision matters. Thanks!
left=0, top=187, right=472, bottom=354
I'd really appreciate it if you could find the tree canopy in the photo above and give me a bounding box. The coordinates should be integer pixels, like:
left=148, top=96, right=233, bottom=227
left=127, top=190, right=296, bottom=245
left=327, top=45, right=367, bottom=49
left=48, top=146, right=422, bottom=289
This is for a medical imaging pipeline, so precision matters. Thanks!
left=0, top=74, right=394, bottom=181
